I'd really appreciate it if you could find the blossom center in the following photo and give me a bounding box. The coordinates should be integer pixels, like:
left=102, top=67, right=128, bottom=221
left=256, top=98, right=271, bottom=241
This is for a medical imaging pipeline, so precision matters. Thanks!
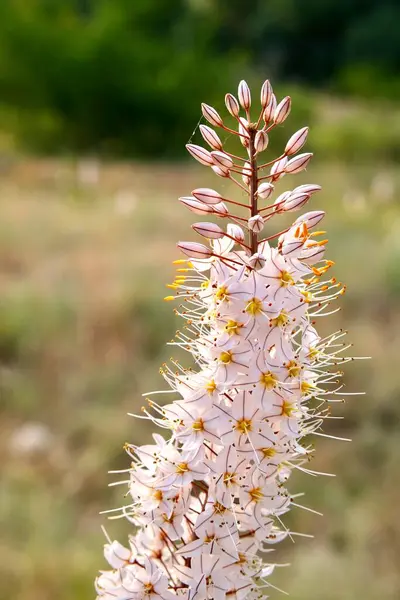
left=249, top=487, right=264, bottom=502
left=215, top=286, right=229, bottom=301
left=225, top=319, right=241, bottom=335
left=245, top=297, right=263, bottom=316
left=261, top=447, right=276, bottom=458
left=286, top=360, right=301, bottom=377
left=223, top=472, right=237, bottom=486
left=205, top=379, right=217, bottom=394
left=280, top=270, right=294, bottom=286
left=270, top=311, right=289, bottom=328
left=260, top=371, right=278, bottom=389
left=192, top=418, right=204, bottom=431
left=235, top=418, right=252, bottom=434
left=176, top=462, right=189, bottom=474
left=219, top=351, right=233, bottom=364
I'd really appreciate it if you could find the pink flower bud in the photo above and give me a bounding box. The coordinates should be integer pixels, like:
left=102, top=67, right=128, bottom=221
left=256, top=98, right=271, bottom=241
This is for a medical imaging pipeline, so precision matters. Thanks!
left=263, top=95, right=277, bottom=123
left=274, top=96, right=292, bottom=125
left=285, top=153, right=313, bottom=174
left=186, top=144, right=213, bottom=166
left=192, top=222, right=225, bottom=240
left=238, top=80, right=251, bottom=110
left=257, top=182, right=274, bottom=199
left=225, top=93, right=240, bottom=117
left=242, top=161, right=252, bottom=186
left=295, top=183, right=321, bottom=196
left=274, top=190, right=291, bottom=211
left=282, top=192, right=310, bottom=212
left=227, top=223, right=245, bottom=243
left=213, top=202, right=228, bottom=216
left=294, top=210, right=325, bottom=229
left=270, top=156, right=288, bottom=181
left=201, top=103, right=223, bottom=127
left=285, top=127, right=309, bottom=156
left=211, top=165, right=230, bottom=178
left=179, top=196, right=214, bottom=215
left=260, top=80, right=273, bottom=107
left=199, top=125, right=223, bottom=150
left=211, top=151, right=233, bottom=169
left=192, top=188, right=223, bottom=205
left=248, top=215, right=264, bottom=233
left=254, top=130, right=269, bottom=152
left=177, top=241, right=213, bottom=259
left=248, top=252, right=266, bottom=269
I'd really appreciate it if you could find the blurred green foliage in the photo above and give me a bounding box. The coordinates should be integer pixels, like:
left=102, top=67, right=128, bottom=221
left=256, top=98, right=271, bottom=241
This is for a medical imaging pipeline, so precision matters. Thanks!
left=0, top=0, right=398, bottom=157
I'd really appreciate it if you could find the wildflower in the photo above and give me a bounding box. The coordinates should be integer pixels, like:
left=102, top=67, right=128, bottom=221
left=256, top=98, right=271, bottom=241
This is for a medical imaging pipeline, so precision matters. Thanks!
left=95, top=80, right=358, bottom=599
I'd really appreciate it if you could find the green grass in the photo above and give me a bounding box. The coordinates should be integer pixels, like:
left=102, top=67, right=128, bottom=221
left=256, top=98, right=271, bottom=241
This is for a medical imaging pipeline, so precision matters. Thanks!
left=0, top=157, right=399, bottom=600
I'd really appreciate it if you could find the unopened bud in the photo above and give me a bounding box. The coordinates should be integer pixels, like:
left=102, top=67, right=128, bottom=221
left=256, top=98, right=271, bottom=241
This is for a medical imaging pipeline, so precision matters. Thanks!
left=213, top=202, right=228, bottom=216
left=282, top=192, right=310, bottom=212
left=192, top=188, right=223, bottom=205
left=285, top=127, right=309, bottom=156
left=201, top=103, right=223, bottom=127
left=179, top=196, right=214, bottom=215
left=242, top=161, right=252, bottom=186
left=248, top=215, right=264, bottom=233
left=199, top=125, right=223, bottom=150
left=260, top=80, right=273, bottom=107
left=211, top=165, right=230, bottom=178
left=192, top=222, right=225, bottom=240
left=274, top=96, right=291, bottom=125
left=270, top=156, right=288, bottom=181
left=211, top=151, right=233, bottom=169
left=248, top=252, right=266, bottom=269
left=186, top=144, right=213, bottom=166
left=177, top=241, right=213, bottom=259
left=285, top=153, right=313, bottom=174
left=274, top=191, right=292, bottom=211
left=225, top=93, right=240, bottom=118
left=254, top=130, right=269, bottom=152
left=263, top=95, right=277, bottom=123
left=104, top=541, right=132, bottom=569
left=294, top=183, right=321, bottom=196
left=227, top=223, right=245, bottom=243
left=238, top=80, right=251, bottom=110
left=294, top=210, right=325, bottom=229
left=257, top=182, right=274, bottom=199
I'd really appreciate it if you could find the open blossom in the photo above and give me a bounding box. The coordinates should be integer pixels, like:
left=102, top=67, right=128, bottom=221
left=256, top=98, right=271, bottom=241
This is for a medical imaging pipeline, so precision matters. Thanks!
left=95, top=80, right=356, bottom=600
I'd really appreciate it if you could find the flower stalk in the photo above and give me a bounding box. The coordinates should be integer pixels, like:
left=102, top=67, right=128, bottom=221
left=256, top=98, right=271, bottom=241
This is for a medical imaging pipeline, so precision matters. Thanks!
left=94, top=80, right=357, bottom=600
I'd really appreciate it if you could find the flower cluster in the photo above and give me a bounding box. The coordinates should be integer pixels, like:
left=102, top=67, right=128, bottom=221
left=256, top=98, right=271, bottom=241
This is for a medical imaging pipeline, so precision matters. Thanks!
left=95, top=80, right=353, bottom=600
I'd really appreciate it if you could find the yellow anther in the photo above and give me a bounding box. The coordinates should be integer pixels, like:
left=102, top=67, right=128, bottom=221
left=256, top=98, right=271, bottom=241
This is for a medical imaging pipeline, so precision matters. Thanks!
left=173, top=259, right=187, bottom=264
left=164, top=296, right=175, bottom=301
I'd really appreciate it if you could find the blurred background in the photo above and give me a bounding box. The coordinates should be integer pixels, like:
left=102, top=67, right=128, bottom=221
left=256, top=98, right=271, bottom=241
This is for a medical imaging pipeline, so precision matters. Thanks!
left=0, top=1, right=399, bottom=599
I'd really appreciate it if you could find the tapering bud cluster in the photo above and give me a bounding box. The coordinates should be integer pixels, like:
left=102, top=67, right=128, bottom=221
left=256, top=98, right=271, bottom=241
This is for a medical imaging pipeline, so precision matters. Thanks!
left=95, top=81, right=355, bottom=600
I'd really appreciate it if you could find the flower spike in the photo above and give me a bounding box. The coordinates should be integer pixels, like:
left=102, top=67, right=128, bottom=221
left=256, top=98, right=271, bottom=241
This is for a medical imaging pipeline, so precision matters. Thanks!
left=95, top=81, right=358, bottom=600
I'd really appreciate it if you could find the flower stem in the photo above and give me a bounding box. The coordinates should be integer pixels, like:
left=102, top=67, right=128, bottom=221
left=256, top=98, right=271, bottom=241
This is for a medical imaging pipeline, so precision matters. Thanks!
left=249, top=127, right=259, bottom=254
